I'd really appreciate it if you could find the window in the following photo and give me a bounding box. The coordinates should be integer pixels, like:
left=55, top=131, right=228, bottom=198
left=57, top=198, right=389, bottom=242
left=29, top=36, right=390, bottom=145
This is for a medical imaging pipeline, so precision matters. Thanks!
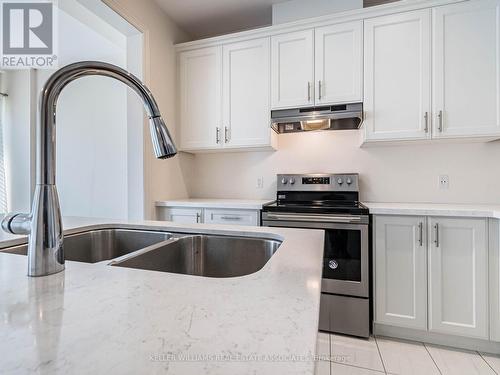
left=0, top=89, right=7, bottom=213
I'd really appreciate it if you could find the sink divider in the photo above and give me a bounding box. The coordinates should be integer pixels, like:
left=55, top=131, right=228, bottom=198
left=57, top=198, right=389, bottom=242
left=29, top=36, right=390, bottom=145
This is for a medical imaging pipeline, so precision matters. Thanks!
left=107, top=237, right=184, bottom=266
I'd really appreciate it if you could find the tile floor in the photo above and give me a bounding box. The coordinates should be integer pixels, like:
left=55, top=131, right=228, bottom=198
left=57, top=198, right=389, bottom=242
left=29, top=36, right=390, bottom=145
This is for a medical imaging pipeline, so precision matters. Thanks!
left=315, top=332, right=500, bottom=375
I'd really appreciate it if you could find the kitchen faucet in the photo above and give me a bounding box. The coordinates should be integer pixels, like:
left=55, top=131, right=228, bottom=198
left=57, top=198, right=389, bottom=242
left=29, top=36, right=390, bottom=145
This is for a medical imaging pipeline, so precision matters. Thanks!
left=1, top=61, right=177, bottom=277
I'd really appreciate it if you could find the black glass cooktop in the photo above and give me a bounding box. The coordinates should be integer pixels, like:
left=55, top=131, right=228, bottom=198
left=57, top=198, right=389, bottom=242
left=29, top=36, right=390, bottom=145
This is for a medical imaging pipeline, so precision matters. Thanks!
left=262, top=190, right=369, bottom=215
left=262, top=201, right=369, bottom=215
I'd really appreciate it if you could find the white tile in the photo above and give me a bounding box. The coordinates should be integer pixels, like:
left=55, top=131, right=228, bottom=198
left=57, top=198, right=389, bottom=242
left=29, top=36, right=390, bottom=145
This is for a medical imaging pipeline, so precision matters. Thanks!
left=317, top=332, right=331, bottom=361
left=331, top=334, right=385, bottom=372
left=426, top=344, right=495, bottom=375
left=330, top=363, right=384, bottom=374
left=480, top=353, right=500, bottom=373
left=315, top=359, right=331, bottom=375
left=376, top=336, right=440, bottom=375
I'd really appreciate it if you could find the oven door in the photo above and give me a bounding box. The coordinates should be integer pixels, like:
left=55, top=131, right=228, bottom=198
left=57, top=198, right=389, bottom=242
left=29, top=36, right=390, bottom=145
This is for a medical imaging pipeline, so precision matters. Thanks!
left=262, top=212, right=369, bottom=298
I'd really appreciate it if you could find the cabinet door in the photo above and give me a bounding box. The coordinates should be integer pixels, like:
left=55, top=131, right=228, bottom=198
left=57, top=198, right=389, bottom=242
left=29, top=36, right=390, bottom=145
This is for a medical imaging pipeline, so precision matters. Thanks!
left=490, top=219, right=500, bottom=341
left=374, top=215, right=427, bottom=330
left=271, top=30, right=314, bottom=109
left=432, top=0, right=500, bottom=138
left=428, top=217, right=488, bottom=339
left=157, top=207, right=202, bottom=224
left=363, top=10, right=431, bottom=141
left=179, top=47, right=222, bottom=150
left=315, top=21, right=363, bottom=105
left=223, top=38, right=271, bottom=148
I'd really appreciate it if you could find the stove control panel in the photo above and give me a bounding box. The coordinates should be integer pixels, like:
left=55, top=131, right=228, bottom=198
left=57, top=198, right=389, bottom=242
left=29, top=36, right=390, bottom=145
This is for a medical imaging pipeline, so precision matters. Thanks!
left=277, top=173, right=359, bottom=192
left=302, top=177, right=330, bottom=185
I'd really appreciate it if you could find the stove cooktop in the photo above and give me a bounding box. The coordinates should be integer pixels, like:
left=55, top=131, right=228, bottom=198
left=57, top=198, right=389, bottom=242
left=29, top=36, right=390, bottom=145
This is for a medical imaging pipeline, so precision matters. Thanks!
left=262, top=201, right=369, bottom=215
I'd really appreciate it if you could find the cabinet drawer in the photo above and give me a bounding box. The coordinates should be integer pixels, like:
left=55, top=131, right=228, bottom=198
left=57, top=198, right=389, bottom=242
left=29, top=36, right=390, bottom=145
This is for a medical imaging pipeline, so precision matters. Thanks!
left=157, top=207, right=202, bottom=224
left=203, top=209, right=259, bottom=226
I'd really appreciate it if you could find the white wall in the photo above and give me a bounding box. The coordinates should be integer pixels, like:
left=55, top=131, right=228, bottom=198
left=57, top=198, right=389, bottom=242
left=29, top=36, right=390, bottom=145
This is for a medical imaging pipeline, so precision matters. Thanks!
left=126, top=33, right=145, bottom=220
left=186, top=131, right=500, bottom=205
left=2, top=70, right=34, bottom=213
left=272, top=0, right=363, bottom=24
left=2, top=0, right=135, bottom=219
left=38, top=2, right=129, bottom=219
left=104, top=0, right=193, bottom=219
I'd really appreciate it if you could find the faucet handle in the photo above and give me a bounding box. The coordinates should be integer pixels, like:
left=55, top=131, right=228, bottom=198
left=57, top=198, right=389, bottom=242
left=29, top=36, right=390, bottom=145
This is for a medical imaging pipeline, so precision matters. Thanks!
left=2, top=213, right=31, bottom=235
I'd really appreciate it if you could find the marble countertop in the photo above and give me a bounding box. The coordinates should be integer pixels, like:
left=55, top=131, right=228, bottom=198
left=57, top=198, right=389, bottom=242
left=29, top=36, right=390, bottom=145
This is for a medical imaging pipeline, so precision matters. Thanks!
left=364, top=202, right=500, bottom=218
left=0, top=217, right=324, bottom=374
left=155, top=198, right=275, bottom=210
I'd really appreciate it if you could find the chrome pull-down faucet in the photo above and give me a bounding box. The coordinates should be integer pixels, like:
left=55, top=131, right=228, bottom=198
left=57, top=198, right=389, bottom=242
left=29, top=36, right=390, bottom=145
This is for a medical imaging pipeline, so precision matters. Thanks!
left=1, top=61, right=177, bottom=277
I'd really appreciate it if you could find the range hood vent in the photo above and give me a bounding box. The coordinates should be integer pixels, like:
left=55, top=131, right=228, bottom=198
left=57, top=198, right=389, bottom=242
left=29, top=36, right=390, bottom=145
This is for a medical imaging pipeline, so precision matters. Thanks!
left=271, top=102, right=363, bottom=134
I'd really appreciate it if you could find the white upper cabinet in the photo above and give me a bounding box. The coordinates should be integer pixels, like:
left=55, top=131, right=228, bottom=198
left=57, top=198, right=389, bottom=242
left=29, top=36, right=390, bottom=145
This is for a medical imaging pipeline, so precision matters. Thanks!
left=271, top=30, right=315, bottom=109
left=223, top=38, right=271, bottom=148
left=179, top=46, right=222, bottom=150
left=315, top=21, right=363, bottom=105
left=363, top=10, right=431, bottom=141
left=428, top=217, right=488, bottom=339
left=374, top=216, right=428, bottom=330
left=178, top=0, right=500, bottom=150
left=432, top=0, right=500, bottom=138
left=179, top=41, right=275, bottom=152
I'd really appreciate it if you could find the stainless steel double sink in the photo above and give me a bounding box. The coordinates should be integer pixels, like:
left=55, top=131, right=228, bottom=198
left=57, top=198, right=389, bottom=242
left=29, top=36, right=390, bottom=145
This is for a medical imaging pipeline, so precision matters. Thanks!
left=0, top=228, right=281, bottom=278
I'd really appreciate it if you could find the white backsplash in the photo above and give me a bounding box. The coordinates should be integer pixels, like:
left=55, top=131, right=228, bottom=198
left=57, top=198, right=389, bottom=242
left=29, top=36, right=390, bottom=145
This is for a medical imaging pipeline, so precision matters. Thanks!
left=185, top=130, right=500, bottom=204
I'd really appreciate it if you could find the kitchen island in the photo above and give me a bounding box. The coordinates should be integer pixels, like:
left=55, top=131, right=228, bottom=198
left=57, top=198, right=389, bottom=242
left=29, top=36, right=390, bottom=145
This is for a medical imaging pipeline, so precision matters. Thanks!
left=0, top=217, right=324, bottom=375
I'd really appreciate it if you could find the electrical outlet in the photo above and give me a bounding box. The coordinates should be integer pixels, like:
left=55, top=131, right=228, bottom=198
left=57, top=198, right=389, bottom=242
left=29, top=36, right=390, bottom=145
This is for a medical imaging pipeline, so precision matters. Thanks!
left=439, top=175, right=449, bottom=190
left=257, top=177, right=264, bottom=189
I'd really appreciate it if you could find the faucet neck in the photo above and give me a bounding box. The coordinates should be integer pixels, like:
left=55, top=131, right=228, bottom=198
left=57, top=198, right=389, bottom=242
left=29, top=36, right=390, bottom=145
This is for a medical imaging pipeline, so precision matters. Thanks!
left=37, top=61, right=161, bottom=185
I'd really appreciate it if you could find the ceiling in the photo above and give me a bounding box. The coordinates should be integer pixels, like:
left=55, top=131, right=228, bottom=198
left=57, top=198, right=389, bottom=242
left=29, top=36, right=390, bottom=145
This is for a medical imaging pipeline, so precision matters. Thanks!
left=154, top=0, right=399, bottom=39
left=154, top=0, right=278, bottom=39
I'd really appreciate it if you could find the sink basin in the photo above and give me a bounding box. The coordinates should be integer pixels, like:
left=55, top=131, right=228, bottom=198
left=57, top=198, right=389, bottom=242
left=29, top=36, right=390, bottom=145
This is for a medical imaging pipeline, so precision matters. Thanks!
left=112, top=235, right=281, bottom=277
left=0, top=228, right=173, bottom=263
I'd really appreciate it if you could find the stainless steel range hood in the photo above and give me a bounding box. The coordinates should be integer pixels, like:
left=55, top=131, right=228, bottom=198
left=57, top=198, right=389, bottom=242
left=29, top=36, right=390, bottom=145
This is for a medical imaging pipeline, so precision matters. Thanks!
left=271, top=103, right=363, bottom=134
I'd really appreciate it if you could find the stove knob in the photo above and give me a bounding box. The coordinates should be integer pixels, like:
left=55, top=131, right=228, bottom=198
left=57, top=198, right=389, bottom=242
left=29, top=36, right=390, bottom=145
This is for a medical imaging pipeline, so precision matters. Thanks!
left=289, top=177, right=295, bottom=185
left=346, top=177, right=352, bottom=185
left=281, top=177, right=288, bottom=185
left=337, top=178, right=343, bottom=185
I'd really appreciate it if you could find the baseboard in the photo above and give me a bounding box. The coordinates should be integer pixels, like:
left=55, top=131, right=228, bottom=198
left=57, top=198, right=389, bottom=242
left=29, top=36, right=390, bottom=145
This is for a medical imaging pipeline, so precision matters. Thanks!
left=374, top=323, right=500, bottom=355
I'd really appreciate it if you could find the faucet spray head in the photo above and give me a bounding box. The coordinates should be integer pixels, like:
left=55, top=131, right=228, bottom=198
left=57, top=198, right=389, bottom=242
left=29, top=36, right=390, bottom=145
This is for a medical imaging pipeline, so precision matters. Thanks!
left=149, top=116, right=177, bottom=159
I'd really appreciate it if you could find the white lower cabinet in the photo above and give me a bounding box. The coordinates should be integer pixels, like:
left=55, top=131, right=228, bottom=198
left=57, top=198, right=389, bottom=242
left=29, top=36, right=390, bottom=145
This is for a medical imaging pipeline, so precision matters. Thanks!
left=490, top=219, right=500, bottom=341
left=374, top=216, right=427, bottom=330
left=157, top=207, right=202, bottom=224
left=157, top=206, right=259, bottom=226
left=374, top=215, right=489, bottom=340
left=428, top=217, right=488, bottom=339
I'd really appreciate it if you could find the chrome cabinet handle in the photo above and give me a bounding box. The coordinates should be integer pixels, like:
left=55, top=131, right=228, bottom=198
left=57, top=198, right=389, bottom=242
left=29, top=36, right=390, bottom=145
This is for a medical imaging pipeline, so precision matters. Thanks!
left=216, top=127, right=220, bottom=144
left=424, top=112, right=429, bottom=133
left=307, top=82, right=311, bottom=101
left=418, top=222, right=423, bottom=246
left=434, top=223, right=439, bottom=247
left=196, top=213, right=201, bottom=223
left=224, top=126, right=230, bottom=143
left=437, top=110, right=443, bottom=132
left=318, top=80, right=322, bottom=100
left=220, top=216, right=242, bottom=221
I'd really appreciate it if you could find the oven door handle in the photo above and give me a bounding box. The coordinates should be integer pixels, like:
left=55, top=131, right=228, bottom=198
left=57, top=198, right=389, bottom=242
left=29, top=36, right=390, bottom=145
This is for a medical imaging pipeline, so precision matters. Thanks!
left=264, top=213, right=363, bottom=223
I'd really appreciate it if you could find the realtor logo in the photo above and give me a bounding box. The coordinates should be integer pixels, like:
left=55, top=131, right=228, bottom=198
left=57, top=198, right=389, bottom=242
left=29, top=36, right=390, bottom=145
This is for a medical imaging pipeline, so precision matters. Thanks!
left=1, top=0, right=58, bottom=68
